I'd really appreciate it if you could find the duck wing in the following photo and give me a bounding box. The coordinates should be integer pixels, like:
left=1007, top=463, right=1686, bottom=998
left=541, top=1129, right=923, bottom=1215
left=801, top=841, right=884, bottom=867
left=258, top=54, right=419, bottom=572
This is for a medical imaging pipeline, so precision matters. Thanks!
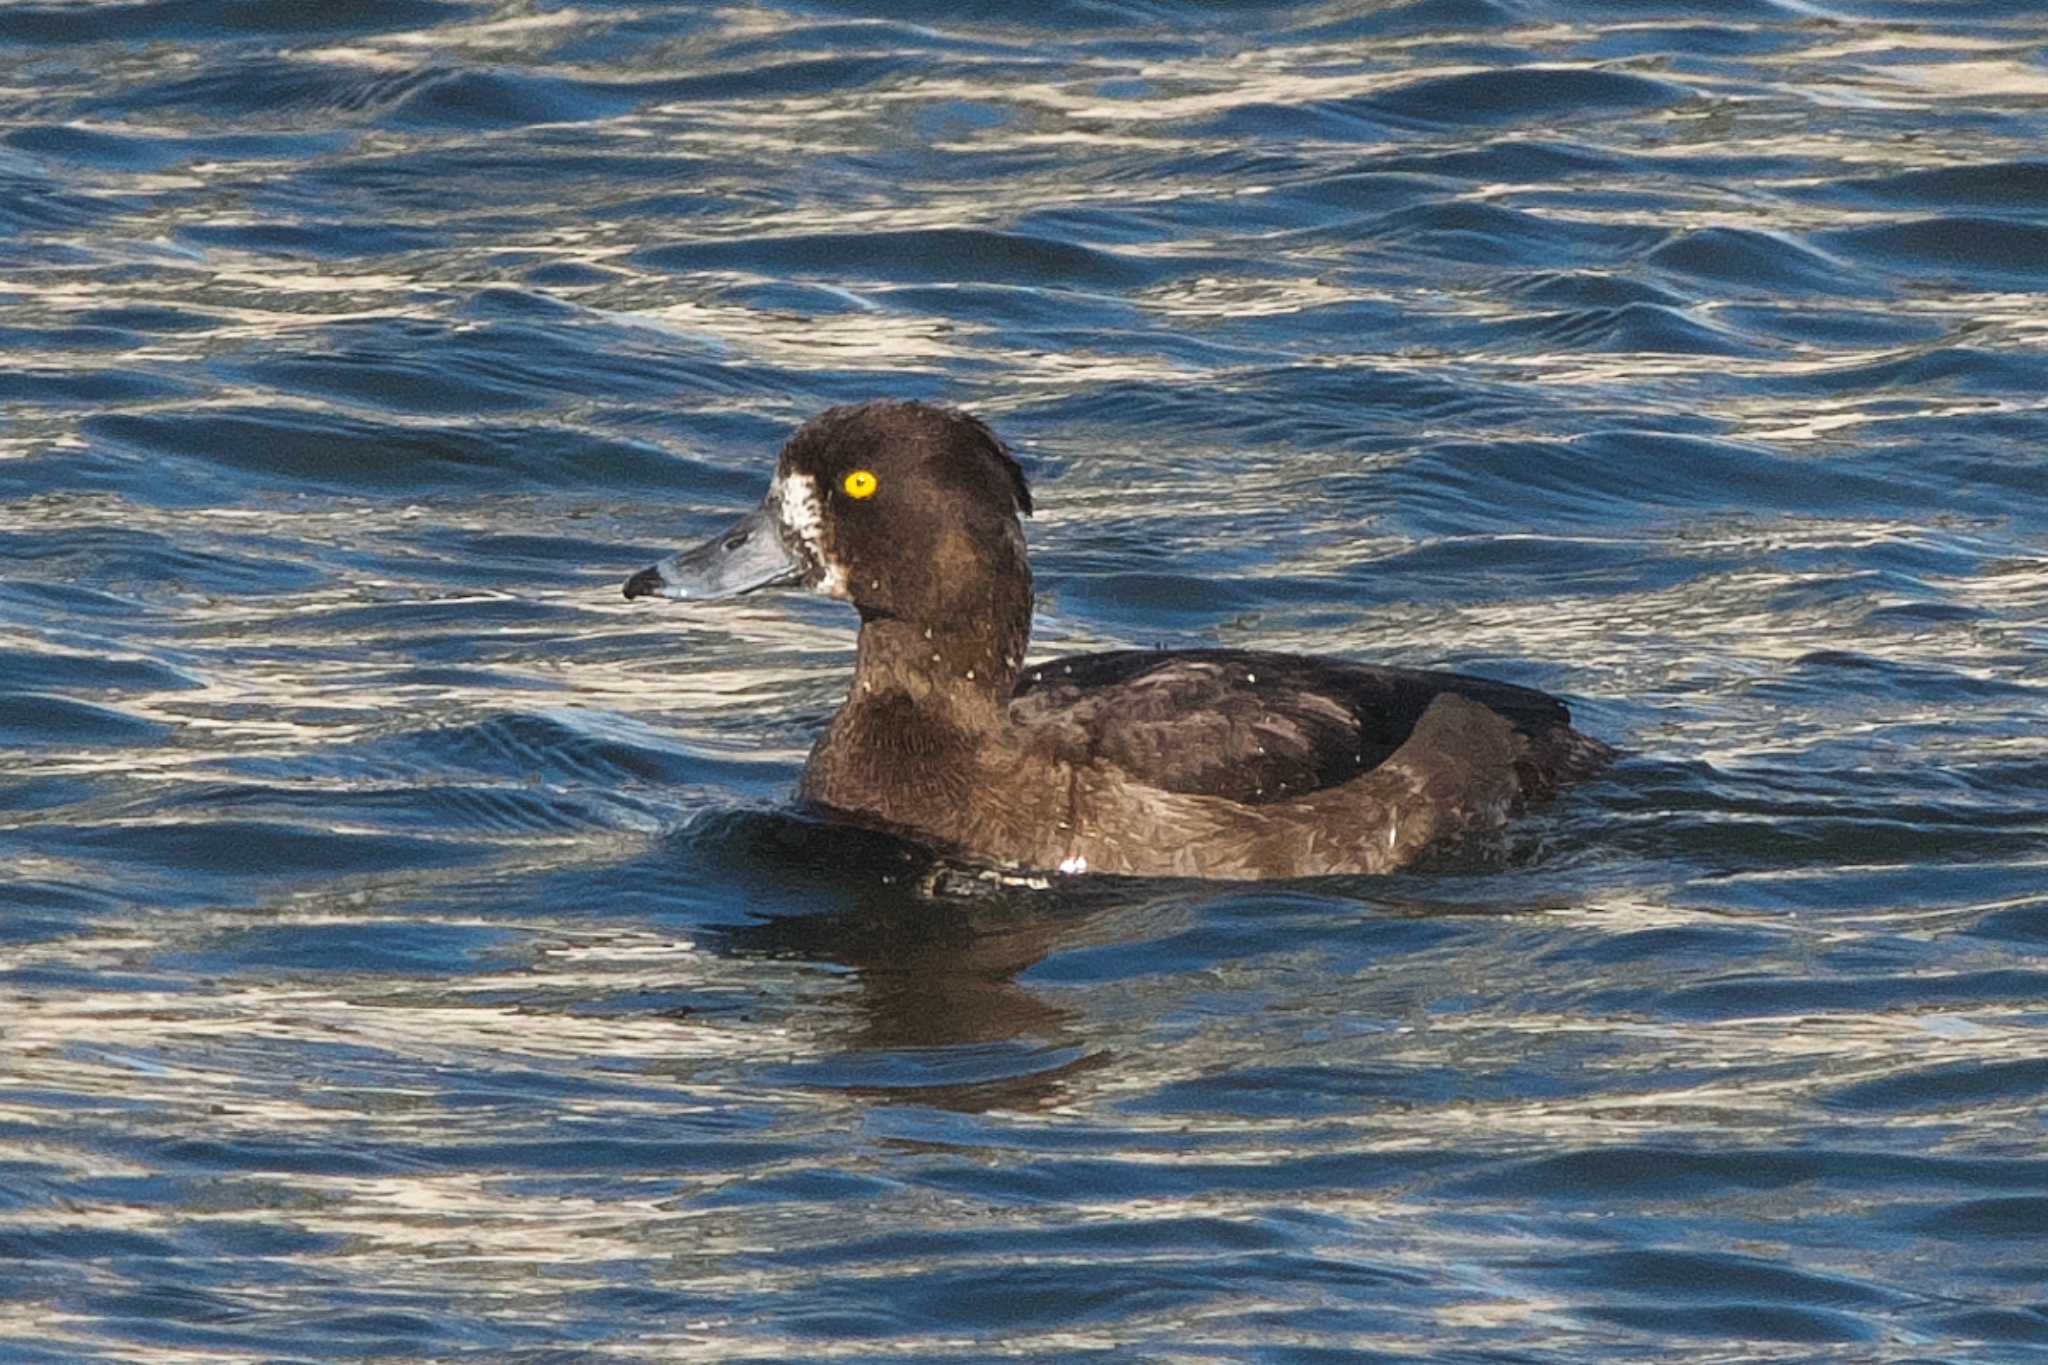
left=1008, top=648, right=1569, bottom=805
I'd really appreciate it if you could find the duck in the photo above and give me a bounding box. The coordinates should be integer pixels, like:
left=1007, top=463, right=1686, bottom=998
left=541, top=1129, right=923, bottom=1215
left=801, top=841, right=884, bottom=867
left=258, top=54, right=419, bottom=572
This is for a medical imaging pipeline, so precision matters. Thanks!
left=624, top=400, right=1610, bottom=880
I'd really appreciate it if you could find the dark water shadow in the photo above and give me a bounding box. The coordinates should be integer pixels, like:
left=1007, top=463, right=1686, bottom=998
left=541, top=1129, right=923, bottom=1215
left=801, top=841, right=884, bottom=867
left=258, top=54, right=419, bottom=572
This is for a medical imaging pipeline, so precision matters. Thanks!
left=673, top=802, right=1612, bottom=1111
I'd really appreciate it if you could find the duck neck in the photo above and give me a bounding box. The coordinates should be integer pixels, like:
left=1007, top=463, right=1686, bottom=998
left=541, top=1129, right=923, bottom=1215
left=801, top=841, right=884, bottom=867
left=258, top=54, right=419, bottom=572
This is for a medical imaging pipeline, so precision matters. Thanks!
left=847, top=604, right=1026, bottom=727
left=802, top=569, right=1036, bottom=840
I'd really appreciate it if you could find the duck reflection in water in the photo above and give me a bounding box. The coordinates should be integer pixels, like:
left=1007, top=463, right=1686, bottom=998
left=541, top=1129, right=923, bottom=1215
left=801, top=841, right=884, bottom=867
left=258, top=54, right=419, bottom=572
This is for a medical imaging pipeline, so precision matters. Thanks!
left=708, top=813, right=1112, bottom=1114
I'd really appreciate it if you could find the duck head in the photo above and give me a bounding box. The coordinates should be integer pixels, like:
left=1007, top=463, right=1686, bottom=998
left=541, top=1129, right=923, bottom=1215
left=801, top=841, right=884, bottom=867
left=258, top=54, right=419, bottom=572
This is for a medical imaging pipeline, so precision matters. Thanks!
left=625, top=401, right=1034, bottom=656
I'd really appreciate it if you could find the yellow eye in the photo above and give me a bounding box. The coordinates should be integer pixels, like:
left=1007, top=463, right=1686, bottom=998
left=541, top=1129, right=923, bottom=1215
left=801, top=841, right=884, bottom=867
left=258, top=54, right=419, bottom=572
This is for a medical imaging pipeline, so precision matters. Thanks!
left=842, top=469, right=878, bottom=499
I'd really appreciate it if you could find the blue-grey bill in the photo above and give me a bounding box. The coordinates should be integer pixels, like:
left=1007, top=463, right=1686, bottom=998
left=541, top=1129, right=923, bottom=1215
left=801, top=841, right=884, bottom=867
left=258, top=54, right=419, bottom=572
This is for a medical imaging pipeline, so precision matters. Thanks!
left=623, top=503, right=802, bottom=601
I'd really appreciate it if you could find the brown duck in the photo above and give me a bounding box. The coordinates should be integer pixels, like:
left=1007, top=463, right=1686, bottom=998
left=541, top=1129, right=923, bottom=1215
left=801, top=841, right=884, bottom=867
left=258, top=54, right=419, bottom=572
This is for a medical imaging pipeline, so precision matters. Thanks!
left=625, top=400, right=1610, bottom=879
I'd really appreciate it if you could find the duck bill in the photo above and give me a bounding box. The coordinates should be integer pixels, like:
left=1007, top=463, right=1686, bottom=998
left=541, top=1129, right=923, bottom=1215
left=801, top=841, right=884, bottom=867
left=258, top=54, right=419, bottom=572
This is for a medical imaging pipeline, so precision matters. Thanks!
left=623, top=502, right=803, bottom=602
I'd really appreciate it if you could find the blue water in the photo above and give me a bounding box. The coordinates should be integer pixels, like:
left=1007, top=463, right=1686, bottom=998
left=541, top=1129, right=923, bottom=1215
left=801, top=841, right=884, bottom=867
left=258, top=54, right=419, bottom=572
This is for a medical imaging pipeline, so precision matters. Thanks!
left=3, top=2, right=2047, bottom=1359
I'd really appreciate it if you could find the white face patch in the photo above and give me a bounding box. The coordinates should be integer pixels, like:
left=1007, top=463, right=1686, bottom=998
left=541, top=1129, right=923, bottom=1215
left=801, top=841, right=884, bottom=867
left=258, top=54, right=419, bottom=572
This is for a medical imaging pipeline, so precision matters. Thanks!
left=772, top=471, right=847, bottom=599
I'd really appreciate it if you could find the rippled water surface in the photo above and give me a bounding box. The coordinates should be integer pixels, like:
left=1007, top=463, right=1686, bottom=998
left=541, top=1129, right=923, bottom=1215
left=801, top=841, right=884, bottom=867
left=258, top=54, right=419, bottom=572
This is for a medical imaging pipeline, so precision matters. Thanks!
left=4, top=1, right=2048, bottom=1359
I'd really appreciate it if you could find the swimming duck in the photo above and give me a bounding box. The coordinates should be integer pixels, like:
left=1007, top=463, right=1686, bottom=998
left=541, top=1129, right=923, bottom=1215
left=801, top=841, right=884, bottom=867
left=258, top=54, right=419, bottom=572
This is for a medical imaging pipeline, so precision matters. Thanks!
left=625, top=401, right=1609, bottom=880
